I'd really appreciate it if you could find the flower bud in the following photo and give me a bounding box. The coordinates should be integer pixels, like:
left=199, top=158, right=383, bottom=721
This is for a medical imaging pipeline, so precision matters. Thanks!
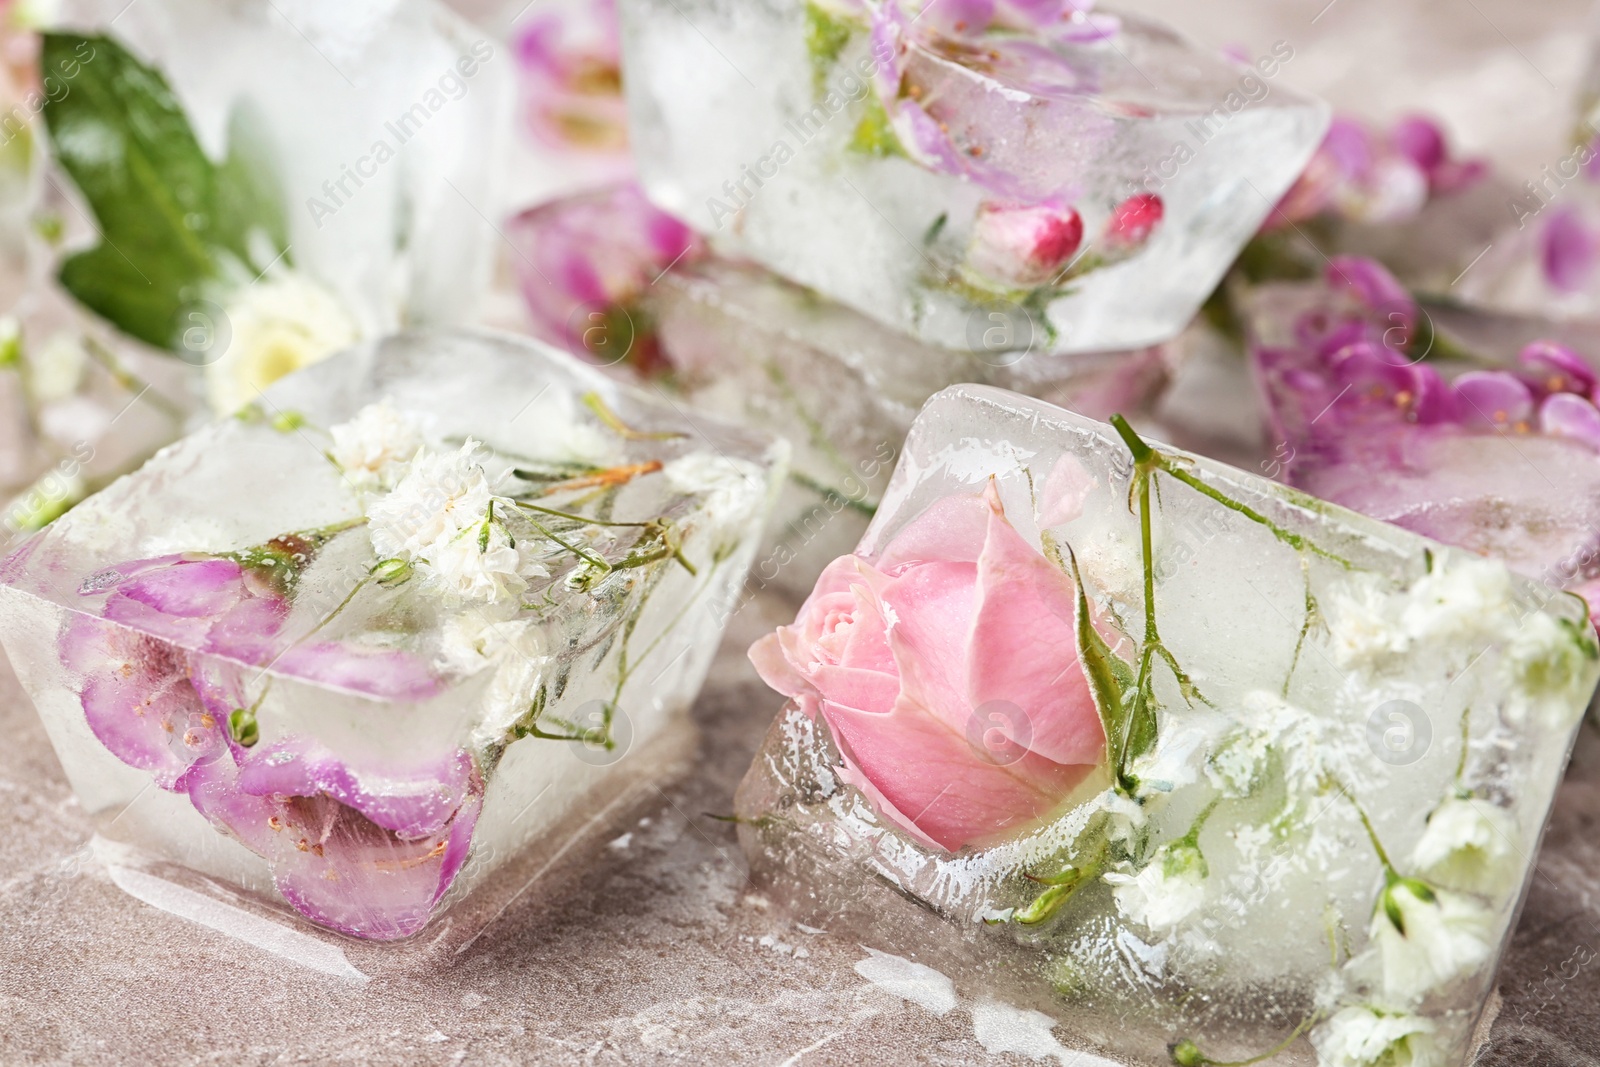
left=1103, top=192, right=1163, bottom=254
left=965, top=200, right=1084, bottom=288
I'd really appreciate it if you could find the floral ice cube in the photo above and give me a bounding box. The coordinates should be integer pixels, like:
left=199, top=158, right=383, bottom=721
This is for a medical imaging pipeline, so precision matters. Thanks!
left=507, top=182, right=1172, bottom=596
left=1248, top=256, right=1600, bottom=614
left=0, top=330, right=784, bottom=940
left=616, top=0, right=1328, bottom=354
left=45, top=0, right=511, bottom=388
left=738, top=384, right=1596, bottom=1065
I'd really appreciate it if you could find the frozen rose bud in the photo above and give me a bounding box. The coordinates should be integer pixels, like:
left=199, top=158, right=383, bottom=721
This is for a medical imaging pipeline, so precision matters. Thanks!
left=965, top=200, right=1084, bottom=287
left=1540, top=205, right=1599, bottom=294
left=749, top=480, right=1105, bottom=852
left=1103, top=192, right=1163, bottom=254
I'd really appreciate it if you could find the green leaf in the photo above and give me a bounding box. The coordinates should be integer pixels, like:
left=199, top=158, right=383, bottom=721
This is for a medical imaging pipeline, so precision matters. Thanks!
left=804, top=0, right=856, bottom=97
left=848, top=93, right=906, bottom=158
left=41, top=33, right=218, bottom=348
left=1065, top=547, right=1138, bottom=771
left=40, top=33, right=291, bottom=351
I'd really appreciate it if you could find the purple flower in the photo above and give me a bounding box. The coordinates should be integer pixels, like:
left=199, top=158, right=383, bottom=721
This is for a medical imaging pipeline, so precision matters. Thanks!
left=181, top=746, right=481, bottom=942
left=58, top=540, right=475, bottom=939
left=1271, top=113, right=1485, bottom=228
left=1540, top=205, right=1599, bottom=294
left=507, top=183, right=702, bottom=376
left=1253, top=274, right=1600, bottom=605
left=1325, top=256, right=1417, bottom=346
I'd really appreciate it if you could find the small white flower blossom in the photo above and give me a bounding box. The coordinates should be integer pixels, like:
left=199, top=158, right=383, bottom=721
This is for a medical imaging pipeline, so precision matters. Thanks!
left=1091, top=788, right=1147, bottom=847
left=1327, top=574, right=1408, bottom=670
left=328, top=399, right=430, bottom=492
left=1409, top=795, right=1519, bottom=899
left=1328, top=557, right=1520, bottom=674
left=1103, top=843, right=1207, bottom=937
left=368, top=440, right=499, bottom=561
left=204, top=271, right=360, bottom=415
left=1370, top=879, right=1493, bottom=1004
left=1310, top=1006, right=1444, bottom=1067
left=1502, top=610, right=1598, bottom=729
left=439, top=608, right=549, bottom=744
left=1398, top=557, right=1518, bottom=648
left=423, top=521, right=544, bottom=605
left=664, top=452, right=763, bottom=549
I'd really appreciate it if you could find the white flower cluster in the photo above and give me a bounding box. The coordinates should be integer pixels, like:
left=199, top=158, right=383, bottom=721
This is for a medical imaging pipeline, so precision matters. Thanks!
left=327, top=398, right=431, bottom=492
left=1326, top=556, right=1518, bottom=673
left=1311, top=1006, right=1443, bottom=1067
left=1104, top=842, right=1207, bottom=936
left=365, top=438, right=547, bottom=606
left=206, top=270, right=361, bottom=415
left=439, top=607, right=549, bottom=746
left=663, top=452, right=764, bottom=556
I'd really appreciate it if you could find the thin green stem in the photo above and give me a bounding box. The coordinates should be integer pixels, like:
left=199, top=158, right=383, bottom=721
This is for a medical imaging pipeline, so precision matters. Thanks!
left=1172, top=1011, right=1322, bottom=1067
left=790, top=469, right=876, bottom=518
left=301, top=573, right=373, bottom=640
left=83, top=336, right=185, bottom=422
left=1454, top=705, right=1473, bottom=783
left=527, top=518, right=610, bottom=570
left=510, top=499, right=655, bottom=528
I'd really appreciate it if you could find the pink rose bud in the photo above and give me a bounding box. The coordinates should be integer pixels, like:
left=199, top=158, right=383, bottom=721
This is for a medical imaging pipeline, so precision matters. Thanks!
left=1103, top=192, right=1163, bottom=253
left=749, top=478, right=1105, bottom=852
left=966, top=200, right=1084, bottom=288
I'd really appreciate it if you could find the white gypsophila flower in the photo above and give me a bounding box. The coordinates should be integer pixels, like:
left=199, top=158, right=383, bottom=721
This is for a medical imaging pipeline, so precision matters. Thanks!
left=204, top=271, right=360, bottom=415
left=421, top=520, right=547, bottom=606
left=1310, top=1006, right=1444, bottom=1067
left=1502, top=610, right=1598, bottom=729
left=1103, top=843, right=1207, bottom=937
left=1398, top=557, right=1519, bottom=650
left=327, top=399, right=431, bottom=492
left=367, top=440, right=499, bottom=561
left=1409, top=795, right=1519, bottom=899
left=1204, top=726, right=1273, bottom=799
left=1370, top=880, right=1494, bottom=1004
left=438, top=608, right=549, bottom=744
left=664, top=451, right=763, bottom=547
left=28, top=331, right=86, bottom=402
left=1092, top=788, right=1147, bottom=848
left=1326, top=573, right=1408, bottom=670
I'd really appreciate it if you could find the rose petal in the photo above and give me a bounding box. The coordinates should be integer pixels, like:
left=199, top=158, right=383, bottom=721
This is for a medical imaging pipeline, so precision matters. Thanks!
left=1539, top=392, right=1600, bottom=452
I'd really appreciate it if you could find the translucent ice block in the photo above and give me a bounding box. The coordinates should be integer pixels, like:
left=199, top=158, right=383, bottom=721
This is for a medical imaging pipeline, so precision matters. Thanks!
left=617, top=0, right=1328, bottom=354
left=738, top=384, right=1597, bottom=1065
left=0, top=329, right=785, bottom=941
left=507, top=183, right=1173, bottom=597
left=50, top=0, right=512, bottom=337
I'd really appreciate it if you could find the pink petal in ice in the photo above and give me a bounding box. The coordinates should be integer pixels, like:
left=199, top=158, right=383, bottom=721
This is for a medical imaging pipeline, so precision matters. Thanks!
left=1453, top=371, right=1535, bottom=432
left=1539, top=391, right=1600, bottom=452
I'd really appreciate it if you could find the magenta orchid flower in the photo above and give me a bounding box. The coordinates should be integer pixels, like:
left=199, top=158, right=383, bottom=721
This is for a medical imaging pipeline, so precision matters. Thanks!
left=1252, top=259, right=1600, bottom=603
left=508, top=183, right=702, bottom=376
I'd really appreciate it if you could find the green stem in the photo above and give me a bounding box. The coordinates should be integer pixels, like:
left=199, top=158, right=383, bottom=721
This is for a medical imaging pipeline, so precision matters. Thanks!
left=1170, top=1011, right=1322, bottom=1067
left=301, top=573, right=373, bottom=640
left=511, top=499, right=656, bottom=528
left=790, top=469, right=877, bottom=518
left=1454, top=705, right=1473, bottom=783
left=527, top=517, right=610, bottom=571
left=582, top=390, right=685, bottom=441
left=1284, top=557, right=1318, bottom=698
left=83, top=336, right=185, bottom=423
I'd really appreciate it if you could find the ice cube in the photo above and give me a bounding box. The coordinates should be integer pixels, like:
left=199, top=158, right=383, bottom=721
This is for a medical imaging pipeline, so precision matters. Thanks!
left=738, top=383, right=1596, bottom=1065
left=616, top=0, right=1327, bottom=354
left=507, top=182, right=1173, bottom=597
left=1246, top=262, right=1600, bottom=609
left=0, top=330, right=785, bottom=941
left=49, top=0, right=513, bottom=337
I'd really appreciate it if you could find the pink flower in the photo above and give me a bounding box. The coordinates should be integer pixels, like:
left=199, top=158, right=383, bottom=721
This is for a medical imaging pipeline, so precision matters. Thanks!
left=513, top=0, right=628, bottom=153
left=1540, top=206, right=1599, bottom=294
left=59, top=542, right=465, bottom=939
left=507, top=183, right=702, bottom=376
left=965, top=200, right=1084, bottom=287
left=1253, top=271, right=1600, bottom=608
left=749, top=482, right=1104, bottom=852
